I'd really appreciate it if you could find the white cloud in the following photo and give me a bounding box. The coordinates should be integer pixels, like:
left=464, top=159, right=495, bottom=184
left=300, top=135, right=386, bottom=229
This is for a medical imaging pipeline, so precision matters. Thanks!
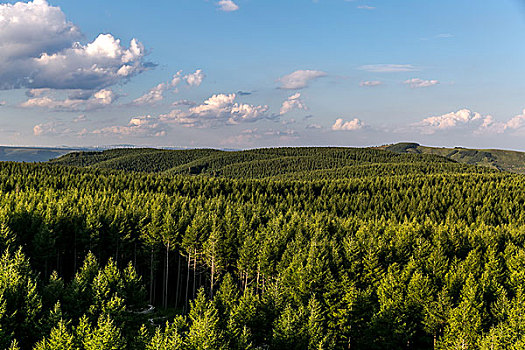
left=360, top=80, right=382, bottom=87
left=93, top=115, right=166, bottom=137
left=217, top=0, right=239, bottom=12
left=33, top=122, right=58, bottom=136
left=278, top=70, right=327, bottom=90
left=184, top=70, right=205, bottom=87
left=404, top=78, right=439, bottom=88
left=413, top=109, right=525, bottom=135
left=359, top=64, right=417, bottom=73
left=133, top=83, right=168, bottom=105
left=413, top=109, right=486, bottom=134
left=480, top=110, right=525, bottom=134
left=280, top=93, right=307, bottom=115
left=332, top=118, right=365, bottom=131
left=132, top=70, right=204, bottom=106
left=503, top=110, right=525, bottom=130
left=0, top=0, right=147, bottom=90
left=357, top=5, right=375, bottom=10
left=33, top=120, right=79, bottom=136
left=170, top=71, right=183, bottom=89
left=21, top=88, right=117, bottom=111
left=161, top=93, right=270, bottom=128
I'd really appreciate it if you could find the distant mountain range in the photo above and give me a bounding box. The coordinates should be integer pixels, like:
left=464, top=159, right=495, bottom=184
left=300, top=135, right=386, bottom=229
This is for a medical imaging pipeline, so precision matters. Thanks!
left=0, top=146, right=84, bottom=163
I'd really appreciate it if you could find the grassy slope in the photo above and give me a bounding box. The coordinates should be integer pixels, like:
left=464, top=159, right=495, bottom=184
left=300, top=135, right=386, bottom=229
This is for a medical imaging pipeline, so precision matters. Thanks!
left=382, top=142, right=525, bottom=173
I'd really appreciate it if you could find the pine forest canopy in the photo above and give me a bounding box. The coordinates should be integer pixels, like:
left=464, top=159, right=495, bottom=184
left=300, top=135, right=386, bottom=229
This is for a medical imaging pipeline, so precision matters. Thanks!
left=0, top=146, right=524, bottom=348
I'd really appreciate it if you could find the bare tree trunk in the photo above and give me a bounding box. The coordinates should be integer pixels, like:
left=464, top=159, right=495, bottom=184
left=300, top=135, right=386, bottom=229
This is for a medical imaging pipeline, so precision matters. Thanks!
left=176, top=253, right=181, bottom=309
left=149, top=248, right=154, bottom=304
left=210, top=256, right=215, bottom=297
left=134, top=242, right=137, bottom=268
left=193, top=248, right=197, bottom=298
left=165, top=242, right=169, bottom=309
left=256, top=265, right=260, bottom=294
left=185, top=251, right=191, bottom=312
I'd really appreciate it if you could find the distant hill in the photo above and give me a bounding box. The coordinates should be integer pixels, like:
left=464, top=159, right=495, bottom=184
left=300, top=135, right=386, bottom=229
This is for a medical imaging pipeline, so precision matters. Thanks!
left=0, top=146, right=82, bottom=163
left=49, top=146, right=496, bottom=179
left=381, top=142, right=525, bottom=174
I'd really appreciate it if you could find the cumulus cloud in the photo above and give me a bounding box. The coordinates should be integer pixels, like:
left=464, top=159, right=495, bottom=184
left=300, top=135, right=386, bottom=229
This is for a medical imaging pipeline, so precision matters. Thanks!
left=161, top=93, right=270, bottom=128
left=480, top=110, right=525, bottom=134
left=217, top=0, right=239, bottom=12
left=413, top=109, right=486, bottom=134
left=360, top=80, right=382, bottom=87
left=32, top=120, right=84, bottom=136
left=132, top=70, right=204, bottom=105
left=0, top=0, right=148, bottom=90
left=404, top=78, right=439, bottom=88
left=359, top=64, right=417, bottom=73
left=21, top=88, right=117, bottom=111
left=332, top=118, right=365, bottom=131
left=280, top=93, right=307, bottom=115
left=184, top=70, right=205, bottom=87
left=93, top=115, right=167, bottom=137
left=133, top=83, right=168, bottom=105
left=278, top=70, right=327, bottom=90
left=412, top=109, right=525, bottom=135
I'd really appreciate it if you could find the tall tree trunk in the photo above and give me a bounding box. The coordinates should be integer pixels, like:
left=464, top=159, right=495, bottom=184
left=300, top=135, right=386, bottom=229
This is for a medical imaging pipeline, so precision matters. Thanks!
left=210, top=255, right=215, bottom=297
left=256, top=265, right=260, bottom=294
left=149, top=248, right=154, bottom=304
left=185, top=250, right=191, bottom=312
left=165, top=242, right=169, bottom=309
left=193, top=248, right=197, bottom=298
left=176, top=253, right=181, bottom=308
left=134, top=241, right=137, bottom=268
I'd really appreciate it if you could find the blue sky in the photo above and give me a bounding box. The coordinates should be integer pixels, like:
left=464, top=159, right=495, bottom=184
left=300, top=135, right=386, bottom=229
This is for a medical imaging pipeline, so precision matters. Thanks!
left=1, top=0, right=525, bottom=149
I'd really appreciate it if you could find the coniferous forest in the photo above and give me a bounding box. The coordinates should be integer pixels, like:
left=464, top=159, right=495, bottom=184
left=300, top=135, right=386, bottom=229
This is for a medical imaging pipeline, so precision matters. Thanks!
left=2, top=147, right=525, bottom=349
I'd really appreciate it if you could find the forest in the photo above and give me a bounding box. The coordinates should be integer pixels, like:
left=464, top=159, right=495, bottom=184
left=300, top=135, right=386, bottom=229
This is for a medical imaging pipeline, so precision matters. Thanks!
left=1, top=146, right=525, bottom=349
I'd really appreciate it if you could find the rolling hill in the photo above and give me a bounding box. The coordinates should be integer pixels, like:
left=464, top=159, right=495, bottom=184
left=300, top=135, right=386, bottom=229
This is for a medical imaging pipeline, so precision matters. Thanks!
left=49, top=146, right=496, bottom=179
left=381, top=142, right=525, bottom=174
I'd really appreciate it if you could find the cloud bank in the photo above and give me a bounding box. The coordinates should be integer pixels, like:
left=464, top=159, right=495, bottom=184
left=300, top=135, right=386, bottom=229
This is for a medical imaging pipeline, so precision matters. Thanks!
left=0, top=0, right=148, bottom=90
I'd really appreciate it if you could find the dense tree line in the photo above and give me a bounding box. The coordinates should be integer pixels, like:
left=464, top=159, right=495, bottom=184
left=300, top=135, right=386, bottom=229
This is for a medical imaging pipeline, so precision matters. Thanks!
left=50, top=146, right=465, bottom=177
left=1, top=149, right=525, bottom=348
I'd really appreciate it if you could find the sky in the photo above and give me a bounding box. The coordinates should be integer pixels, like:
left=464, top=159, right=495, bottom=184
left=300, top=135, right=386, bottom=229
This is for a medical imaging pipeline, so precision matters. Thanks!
left=1, top=0, right=525, bottom=149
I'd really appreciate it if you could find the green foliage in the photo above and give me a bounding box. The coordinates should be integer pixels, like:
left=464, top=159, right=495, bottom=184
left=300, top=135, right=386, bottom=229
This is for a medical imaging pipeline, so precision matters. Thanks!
left=1, top=148, right=525, bottom=348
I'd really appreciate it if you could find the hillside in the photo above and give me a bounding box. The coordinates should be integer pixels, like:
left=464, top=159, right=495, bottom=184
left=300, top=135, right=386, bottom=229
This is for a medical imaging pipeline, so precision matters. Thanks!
left=382, top=142, right=525, bottom=173
left=0, top=146, right=81, bottom=162
left=49, top=146, right=495, bottom=179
